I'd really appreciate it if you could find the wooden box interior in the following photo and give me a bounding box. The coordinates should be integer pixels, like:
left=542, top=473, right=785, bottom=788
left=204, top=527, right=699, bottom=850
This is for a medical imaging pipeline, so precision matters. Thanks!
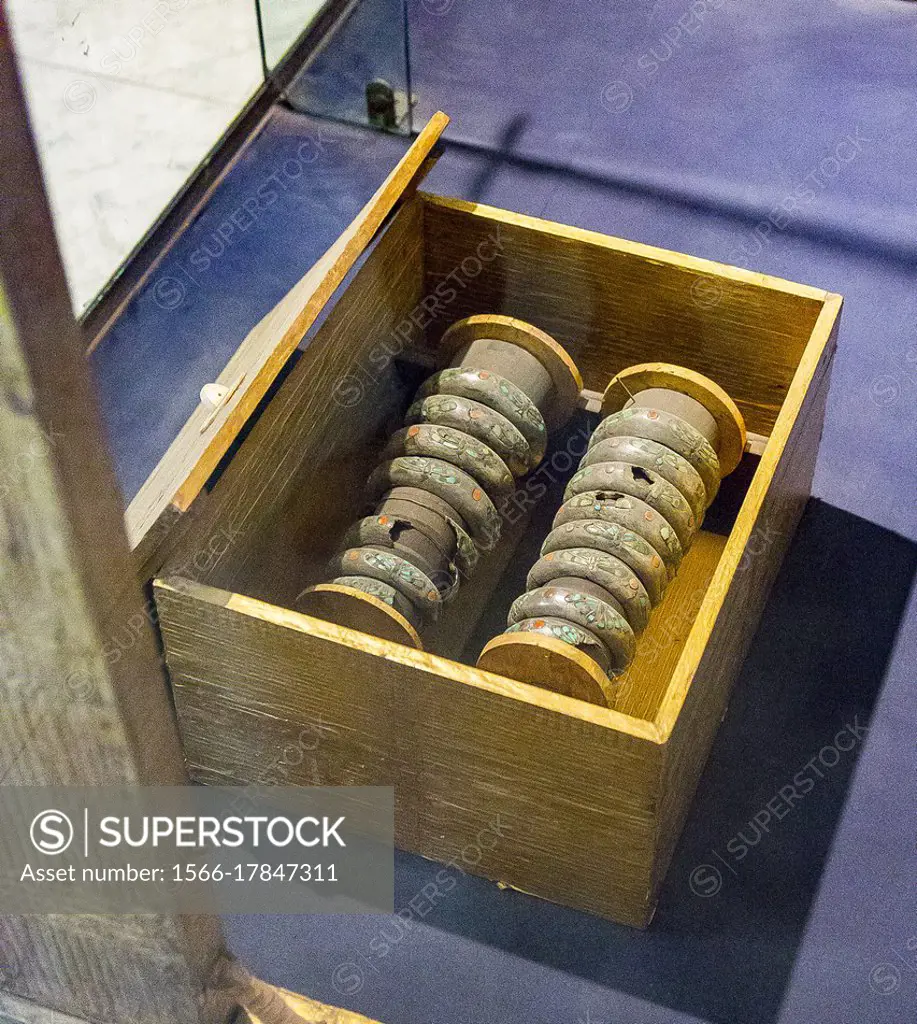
left=166, top=192, right=825, bottom=726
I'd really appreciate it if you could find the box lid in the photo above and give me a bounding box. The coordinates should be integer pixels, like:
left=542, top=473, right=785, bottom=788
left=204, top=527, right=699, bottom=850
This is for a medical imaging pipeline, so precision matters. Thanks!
left=126, top=111, right=449, bottom=579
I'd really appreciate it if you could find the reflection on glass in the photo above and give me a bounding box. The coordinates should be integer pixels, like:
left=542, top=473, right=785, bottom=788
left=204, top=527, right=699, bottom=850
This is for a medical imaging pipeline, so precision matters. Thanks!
left=259, top=0, right=329, bottom=70
left=6, top=0, right=263, bottom=314
left=284, top=0, right=413, bottom=135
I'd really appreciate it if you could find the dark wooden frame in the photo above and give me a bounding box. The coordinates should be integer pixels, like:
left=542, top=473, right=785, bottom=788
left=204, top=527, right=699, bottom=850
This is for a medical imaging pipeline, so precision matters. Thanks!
left=0, top=10, right=386, bottom=1022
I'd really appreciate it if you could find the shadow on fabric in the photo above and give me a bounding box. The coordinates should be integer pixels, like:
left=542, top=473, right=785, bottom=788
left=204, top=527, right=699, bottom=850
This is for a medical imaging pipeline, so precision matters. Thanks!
left=382, top=498, right=915, bottom=1024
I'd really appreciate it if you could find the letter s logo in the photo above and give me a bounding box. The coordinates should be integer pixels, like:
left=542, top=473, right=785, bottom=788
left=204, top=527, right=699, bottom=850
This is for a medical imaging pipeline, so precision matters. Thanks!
left=30, top=810, right=74, bottom=855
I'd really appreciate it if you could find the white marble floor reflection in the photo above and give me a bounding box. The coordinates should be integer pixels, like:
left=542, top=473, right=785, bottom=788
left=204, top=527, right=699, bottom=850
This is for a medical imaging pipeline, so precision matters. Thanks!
left=7, top=0, right=266, bottom=313
left=261, top=0, right=327, bottom=69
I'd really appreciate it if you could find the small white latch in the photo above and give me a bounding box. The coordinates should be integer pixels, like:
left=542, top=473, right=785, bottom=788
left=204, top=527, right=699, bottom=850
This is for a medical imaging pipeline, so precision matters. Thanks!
left=198, top=373, right=245, bottom=432
left=200, top=382, right=230, bottom=408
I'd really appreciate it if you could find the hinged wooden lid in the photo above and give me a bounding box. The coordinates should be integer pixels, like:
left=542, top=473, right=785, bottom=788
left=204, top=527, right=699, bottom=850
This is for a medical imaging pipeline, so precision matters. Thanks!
left=126, top=111, right=449, bottom=578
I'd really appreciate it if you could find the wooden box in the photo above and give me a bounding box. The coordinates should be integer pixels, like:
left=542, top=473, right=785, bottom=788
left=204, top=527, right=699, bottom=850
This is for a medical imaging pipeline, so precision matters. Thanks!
left=134, top=115, right=841, bottom=927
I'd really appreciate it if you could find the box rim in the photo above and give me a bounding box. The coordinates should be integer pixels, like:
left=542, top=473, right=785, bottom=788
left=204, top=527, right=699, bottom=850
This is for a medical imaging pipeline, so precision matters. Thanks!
left=419, top=193, right=833, bottom=304
left=153, top=576, right=665, bottom=743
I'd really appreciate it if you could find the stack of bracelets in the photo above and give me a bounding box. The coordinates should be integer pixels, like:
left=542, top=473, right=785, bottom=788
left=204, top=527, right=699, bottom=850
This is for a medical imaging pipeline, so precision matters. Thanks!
left=300, top=311, right=746, bottom=710
left=477, top=363, right=746, bottom=706
left=298, top=315, right=582, bottom=649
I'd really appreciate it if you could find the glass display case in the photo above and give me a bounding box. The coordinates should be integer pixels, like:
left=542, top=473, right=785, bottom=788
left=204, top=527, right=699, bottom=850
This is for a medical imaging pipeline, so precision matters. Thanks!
left=6, top=0, right=265, bottom=314
left=281, top=0, right=413, bottom=134
left=5, top=0, right=413, bottom=317
left=258, top=0, right=330, bottom=69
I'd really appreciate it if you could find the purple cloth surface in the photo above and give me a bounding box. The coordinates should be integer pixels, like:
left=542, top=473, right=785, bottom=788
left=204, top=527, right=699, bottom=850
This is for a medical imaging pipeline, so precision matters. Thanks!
left=410, top=0, right=917, bottom=259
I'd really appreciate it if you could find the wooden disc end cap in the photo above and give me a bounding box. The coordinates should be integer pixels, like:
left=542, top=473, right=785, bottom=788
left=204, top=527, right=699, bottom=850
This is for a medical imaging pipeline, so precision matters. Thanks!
left=298, top=584, right=423, bottom=649
left=477, top=633, right=616, bottom=707
left=601, top=362, right=747, bottom=476
left=438, top=314, right=582, bottom=430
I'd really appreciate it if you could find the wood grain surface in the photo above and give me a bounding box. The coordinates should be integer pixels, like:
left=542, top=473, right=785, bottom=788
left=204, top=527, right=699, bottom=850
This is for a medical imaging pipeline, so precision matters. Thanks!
left=651, top=295, right=840, bottom=898
left=243, top=979, right=382, bottom=1024
left=156, top=575, right=663, bottom=924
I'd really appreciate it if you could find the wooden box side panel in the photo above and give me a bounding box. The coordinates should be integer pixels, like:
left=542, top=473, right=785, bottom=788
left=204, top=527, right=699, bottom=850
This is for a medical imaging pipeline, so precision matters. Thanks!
left=157, top=197, right=427, bottom=598
left=613, top=529, right=728, bottom=721
left=155, top=578, right=664, bottom=925
left=651, top=299, right=840, bottom=898
left=421, top=195, right=827, bottom=436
